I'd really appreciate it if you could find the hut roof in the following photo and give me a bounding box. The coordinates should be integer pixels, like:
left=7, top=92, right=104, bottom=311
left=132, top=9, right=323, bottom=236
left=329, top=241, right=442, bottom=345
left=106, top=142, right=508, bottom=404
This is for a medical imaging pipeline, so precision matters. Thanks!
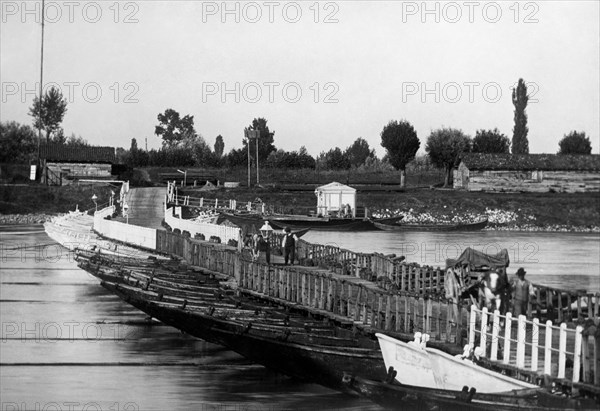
left=315, top=182, right=356, bottom=193
left=459, top=153, right=600, bottom=171
left=40, top=145, right=116, bottom=164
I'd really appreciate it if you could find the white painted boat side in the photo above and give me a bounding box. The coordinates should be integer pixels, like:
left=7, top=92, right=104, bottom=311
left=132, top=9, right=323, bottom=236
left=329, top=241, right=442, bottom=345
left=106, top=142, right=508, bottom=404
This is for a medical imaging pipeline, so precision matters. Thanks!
left=375, top=333, right=537, bottom=393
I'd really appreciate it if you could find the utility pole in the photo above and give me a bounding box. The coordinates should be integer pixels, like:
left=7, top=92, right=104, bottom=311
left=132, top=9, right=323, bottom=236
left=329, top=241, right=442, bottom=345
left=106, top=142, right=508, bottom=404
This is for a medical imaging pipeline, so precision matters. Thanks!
left=37, top=0, right=45, bottom=171
left=244, top=129, right=251, bottom=188
left=255, top=130, right=260, bottom=185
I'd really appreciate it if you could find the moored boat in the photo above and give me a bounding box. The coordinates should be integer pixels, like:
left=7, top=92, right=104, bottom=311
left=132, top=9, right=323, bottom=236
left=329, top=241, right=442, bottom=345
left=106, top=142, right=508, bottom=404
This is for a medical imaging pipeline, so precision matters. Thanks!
left=373, top=217, right=488, bottom=231
left=75, top=250, right=387, bottom=392
left=342, top=373, right=596, bottom=410
left=376, top=333, right=536, bottom=393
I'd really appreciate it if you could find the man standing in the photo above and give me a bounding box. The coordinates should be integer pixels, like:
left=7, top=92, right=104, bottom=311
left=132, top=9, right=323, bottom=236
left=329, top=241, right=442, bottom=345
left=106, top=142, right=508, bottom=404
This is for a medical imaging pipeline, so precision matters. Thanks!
left=282, top=227, right=297, bottom=265
left=511, top=268, right=535, bottom=317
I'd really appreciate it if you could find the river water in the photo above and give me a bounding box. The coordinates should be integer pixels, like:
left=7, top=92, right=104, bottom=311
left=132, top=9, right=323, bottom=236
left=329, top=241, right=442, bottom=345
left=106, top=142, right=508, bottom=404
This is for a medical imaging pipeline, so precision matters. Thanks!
left=304, top=230, right=600, bottom=292
left=1, top=226, right=598, bottom=411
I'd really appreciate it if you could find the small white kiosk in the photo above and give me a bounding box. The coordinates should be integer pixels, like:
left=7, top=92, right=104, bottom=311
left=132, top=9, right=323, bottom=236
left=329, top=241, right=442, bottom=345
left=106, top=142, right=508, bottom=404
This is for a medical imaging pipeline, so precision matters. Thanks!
left=315, top=182, right=356, bottom=217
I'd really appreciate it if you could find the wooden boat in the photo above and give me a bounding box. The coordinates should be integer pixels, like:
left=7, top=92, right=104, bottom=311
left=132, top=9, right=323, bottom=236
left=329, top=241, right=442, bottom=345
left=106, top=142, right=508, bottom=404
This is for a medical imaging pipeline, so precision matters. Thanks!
left=342, top=373, right=597, bottom=410
left=267, top=216, right=378, bottom=232
left=75, top=250, right=387, bottom=392
left=376, top=333, right=536, bottom=393
left=218, top=211, right=379, bottom=232
left=373, top=217, right=488, bottom=232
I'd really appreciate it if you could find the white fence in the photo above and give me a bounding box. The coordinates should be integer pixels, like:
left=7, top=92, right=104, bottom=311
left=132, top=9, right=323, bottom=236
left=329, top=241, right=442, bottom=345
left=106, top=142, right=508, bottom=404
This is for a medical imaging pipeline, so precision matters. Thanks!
left=165, top=206, right=241, bottom=245
left=94, top=206, right=157, bottom=250
left=468, top=305, right=591, bottom=383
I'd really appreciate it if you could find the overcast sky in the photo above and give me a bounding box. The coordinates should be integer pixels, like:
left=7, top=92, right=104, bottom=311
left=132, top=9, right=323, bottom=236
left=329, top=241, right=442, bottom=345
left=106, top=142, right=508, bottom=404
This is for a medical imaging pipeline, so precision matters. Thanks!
left=1, top=0, right=599, bottom=156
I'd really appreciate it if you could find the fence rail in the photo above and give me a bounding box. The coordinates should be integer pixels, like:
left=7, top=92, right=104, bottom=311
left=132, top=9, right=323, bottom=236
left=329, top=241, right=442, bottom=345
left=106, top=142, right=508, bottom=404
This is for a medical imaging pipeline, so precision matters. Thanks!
left=468, top=305, right=599, bottom=386
left=164, top=206, right=241, bottom=245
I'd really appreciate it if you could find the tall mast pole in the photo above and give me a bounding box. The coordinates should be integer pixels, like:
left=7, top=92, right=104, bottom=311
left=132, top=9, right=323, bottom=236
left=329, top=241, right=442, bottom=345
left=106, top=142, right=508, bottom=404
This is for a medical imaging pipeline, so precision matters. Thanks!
left=38, top=0, right=45, bottom=154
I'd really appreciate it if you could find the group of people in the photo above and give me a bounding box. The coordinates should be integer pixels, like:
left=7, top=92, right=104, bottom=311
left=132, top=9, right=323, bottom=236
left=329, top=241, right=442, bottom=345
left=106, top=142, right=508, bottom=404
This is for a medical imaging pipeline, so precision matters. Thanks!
left=248, top=227, right=298, bottom=266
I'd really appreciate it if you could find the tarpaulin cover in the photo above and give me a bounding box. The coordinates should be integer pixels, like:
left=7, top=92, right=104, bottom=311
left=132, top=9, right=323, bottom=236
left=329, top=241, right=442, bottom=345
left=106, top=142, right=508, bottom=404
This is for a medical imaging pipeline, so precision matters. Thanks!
left=446, top=247, right=510, bottom=269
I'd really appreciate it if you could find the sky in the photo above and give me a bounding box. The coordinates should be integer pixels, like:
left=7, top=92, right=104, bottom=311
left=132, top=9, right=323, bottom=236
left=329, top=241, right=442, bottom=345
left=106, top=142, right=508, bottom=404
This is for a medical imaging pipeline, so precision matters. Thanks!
left=1, top=0, right=599, bottom=157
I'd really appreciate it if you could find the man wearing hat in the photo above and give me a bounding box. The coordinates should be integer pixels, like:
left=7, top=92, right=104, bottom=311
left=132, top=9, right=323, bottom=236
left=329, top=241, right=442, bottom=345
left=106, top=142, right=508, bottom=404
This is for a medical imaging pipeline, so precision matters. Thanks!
left=511, top=268, right=535, bottom=317
left=282, top=227, right=298, bottom=265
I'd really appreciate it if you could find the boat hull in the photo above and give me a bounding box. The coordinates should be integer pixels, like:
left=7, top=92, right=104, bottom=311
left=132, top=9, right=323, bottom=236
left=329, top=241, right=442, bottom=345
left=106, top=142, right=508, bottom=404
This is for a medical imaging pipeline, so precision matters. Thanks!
left=376, top=333, right=536, bottom=393
left=373, top=218, right=488, bottom=231
left=99, top=280, right=386, bottom=392
left=342, top=373, right=594, bottom=411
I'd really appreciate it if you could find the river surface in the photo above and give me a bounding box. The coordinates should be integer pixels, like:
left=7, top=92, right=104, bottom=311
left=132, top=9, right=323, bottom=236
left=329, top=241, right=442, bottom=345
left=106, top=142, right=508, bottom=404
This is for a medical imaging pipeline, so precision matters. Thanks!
left=1, top=226, right=598, bottom=411
left=304, top=230, right=600, bottom=292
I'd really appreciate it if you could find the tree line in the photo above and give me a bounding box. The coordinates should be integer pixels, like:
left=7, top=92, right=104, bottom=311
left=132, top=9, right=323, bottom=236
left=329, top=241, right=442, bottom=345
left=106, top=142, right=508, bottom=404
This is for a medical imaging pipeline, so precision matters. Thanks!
left=0, top=80, right=594, bottom=188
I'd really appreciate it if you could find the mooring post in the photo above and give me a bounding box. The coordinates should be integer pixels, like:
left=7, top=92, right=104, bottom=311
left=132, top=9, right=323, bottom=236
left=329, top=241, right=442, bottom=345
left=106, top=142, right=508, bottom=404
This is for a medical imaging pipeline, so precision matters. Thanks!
left=558, top=323, right=567, bottom=378
left=503, top=312, right=512, bottom=364
left=531, top=318, right=539, bottom=371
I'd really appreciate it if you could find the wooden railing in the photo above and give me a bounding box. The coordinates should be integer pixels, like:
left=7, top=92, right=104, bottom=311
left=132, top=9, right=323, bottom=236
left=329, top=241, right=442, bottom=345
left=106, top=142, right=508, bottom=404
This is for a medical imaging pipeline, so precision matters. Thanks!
left=296, top=240, right=446, bottom=295
left=469, top=305, right=599, bottom=387
left=155, top=230, right=467, bottom=347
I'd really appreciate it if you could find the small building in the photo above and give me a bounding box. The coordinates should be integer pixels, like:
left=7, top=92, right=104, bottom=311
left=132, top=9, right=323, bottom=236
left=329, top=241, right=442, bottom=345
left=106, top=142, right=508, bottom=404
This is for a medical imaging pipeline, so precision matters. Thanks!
left=40, top=145, right=117, bottom=185
left=454, top=153, right=600, bottom=193
left=315, top=182, right=356, bottom=216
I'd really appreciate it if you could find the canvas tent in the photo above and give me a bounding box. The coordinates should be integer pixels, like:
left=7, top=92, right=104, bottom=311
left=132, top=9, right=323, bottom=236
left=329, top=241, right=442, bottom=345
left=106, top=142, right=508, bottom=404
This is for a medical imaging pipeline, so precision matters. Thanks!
left=315, top=182, right=356, bottom=217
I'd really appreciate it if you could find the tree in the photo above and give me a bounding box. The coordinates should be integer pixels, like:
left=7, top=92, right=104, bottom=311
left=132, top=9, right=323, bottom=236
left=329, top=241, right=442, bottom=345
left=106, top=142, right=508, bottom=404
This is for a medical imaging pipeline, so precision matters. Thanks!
left=512, top=79, right=529, bottom=154
left=0, top=121, right=37, bottom=163
left=155, top=109, right=196, bottom=147
left=558, top=131, right=592, bottom=155
left=472, top=128, right=510, bottom=154
left=345, top=137, right=374, bottom=167
left=244, top=118, right=275, bottom=163
left=380, top=120, right=421, bottom=187
left=214, top=135, right=224, bottom=158
left=320, top=147, right=350, bottom=170
left=425, top=128, right=472, bottom=187
left=28, top=86, right=68, bottom=143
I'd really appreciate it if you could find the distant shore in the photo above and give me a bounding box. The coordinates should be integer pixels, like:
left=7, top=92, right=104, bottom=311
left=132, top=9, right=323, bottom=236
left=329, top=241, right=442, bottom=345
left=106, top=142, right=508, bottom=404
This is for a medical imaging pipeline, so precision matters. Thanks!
left=1, top=211, right=598, bottom=233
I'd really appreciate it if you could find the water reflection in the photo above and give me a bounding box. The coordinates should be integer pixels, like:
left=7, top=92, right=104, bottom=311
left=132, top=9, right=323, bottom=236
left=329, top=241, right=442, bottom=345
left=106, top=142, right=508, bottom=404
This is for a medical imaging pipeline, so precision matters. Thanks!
left=1, top=227, right=381, bottom=410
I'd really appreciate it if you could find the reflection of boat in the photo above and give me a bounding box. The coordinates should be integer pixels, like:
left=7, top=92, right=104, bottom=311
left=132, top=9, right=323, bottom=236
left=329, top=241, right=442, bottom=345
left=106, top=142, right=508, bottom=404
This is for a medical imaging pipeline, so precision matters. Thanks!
left=75, top=250, right=386, bottom=392
left=376, top=333, right=536, bottom=392
left=373, top=217, right=488, bottom=231
left=342, top=373, right=595, bottom=411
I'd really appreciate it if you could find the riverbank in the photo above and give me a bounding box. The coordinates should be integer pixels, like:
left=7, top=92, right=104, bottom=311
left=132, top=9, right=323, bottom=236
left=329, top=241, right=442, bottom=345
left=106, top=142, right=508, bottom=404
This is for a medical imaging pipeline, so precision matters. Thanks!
left=2, top=184, right=599, bottom=232
left=182, top=186, right=600, bottom=233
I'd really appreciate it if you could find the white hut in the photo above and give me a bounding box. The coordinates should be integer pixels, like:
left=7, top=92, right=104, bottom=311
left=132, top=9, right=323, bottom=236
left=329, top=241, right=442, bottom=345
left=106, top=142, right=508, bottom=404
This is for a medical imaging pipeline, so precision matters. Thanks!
left=315, top=182, right=356, bottom=217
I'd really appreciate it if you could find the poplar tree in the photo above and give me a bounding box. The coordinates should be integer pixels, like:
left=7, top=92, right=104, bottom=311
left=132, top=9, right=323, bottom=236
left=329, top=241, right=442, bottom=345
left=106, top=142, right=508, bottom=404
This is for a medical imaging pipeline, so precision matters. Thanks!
left=511, top=79, right=529, bottom=154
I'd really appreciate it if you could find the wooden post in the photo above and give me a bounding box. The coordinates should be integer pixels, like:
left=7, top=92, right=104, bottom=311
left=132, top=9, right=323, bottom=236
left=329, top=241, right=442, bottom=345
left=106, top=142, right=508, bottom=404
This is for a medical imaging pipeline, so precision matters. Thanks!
left=503, top=312, right=512, bottom=364
left=395, top=295, right=401, bottom=332
left=544, top=320, right=553, bottom=376
left=469, top=305, right=477, bottom=348
left=385, top=295, right=392, bottom=330
left=480, top=307, right=488, bottom=356
left=594, top=326, right=600, bottom=386
left=573, top=325, right=583, bottom=383
left=404, top=296, right=409, bottom=333
left=531, top=318, right=539, bottom=372
left=558, top=323, right=567, bottom=378
left=354, top=286, right=362, bottom=322
left=516, top=314, right=526, bottom=368
left=301, top=273, right=307, bottom=305
left=426, top=298, right=432, bottom=335
left=446, top=301, right=452, bottom=343
left=490, top=310, right=500, bottom=361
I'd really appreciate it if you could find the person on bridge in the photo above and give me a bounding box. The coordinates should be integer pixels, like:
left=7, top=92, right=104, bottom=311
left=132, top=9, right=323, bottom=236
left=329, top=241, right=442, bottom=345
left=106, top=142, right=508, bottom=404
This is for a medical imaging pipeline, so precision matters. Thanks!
left=282, top=227, right=298, bottom=265
left=511, top=268, right=535, bottom=317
